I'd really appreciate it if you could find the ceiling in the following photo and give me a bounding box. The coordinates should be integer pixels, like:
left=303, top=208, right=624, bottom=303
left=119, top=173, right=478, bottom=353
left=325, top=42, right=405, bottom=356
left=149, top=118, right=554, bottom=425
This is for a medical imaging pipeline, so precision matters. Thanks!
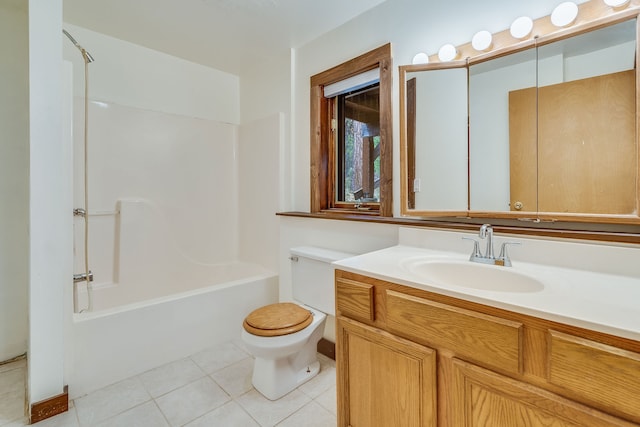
left=63, top=0, right=387, bottom=75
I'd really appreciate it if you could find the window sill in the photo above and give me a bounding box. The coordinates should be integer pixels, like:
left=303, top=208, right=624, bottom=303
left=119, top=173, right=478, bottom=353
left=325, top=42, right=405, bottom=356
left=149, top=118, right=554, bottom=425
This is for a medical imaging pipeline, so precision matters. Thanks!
left=322, top=208, right=380, bottom=216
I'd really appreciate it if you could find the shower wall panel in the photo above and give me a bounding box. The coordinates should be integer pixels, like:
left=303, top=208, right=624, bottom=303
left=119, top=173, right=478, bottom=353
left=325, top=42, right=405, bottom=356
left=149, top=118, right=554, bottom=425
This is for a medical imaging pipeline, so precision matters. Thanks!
left=73, top=99, right=238, bottom=288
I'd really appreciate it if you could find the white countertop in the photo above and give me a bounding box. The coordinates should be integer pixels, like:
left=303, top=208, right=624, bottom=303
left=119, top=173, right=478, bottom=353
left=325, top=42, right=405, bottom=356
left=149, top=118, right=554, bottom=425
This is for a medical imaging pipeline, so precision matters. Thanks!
left=333, top=228, right=640, bottom=341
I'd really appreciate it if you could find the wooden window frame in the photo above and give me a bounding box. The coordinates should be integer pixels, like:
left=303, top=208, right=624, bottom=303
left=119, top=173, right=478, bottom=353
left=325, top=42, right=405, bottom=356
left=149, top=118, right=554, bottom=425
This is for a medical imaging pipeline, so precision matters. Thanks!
left=310, top=43, right=392, bottom=216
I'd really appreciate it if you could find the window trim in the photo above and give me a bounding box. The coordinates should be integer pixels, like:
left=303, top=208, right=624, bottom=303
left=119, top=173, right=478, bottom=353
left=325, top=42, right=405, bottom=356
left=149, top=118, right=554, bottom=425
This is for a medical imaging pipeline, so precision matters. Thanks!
left=310, top=43, right=393, bottom=216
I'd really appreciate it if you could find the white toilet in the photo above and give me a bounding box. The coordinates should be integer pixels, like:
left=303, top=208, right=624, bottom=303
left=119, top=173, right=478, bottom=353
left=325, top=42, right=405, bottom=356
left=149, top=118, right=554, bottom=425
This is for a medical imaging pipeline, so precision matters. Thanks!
left=241, top=246, right=352, bottom=400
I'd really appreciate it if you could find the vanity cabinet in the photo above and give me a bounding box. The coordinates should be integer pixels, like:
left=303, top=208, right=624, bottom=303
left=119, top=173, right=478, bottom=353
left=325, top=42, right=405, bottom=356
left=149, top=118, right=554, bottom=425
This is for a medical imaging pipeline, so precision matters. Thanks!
left=337, top=318, right=437, bottom=427
left=335, top=269, right=640, bottom=427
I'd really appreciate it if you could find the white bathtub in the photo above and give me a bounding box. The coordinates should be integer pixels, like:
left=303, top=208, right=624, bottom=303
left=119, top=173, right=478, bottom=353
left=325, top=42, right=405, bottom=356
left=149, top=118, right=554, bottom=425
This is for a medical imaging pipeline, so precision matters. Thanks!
left=66, top=200, right=278, bottom=399
left=67, top=269, right=277, bottom=399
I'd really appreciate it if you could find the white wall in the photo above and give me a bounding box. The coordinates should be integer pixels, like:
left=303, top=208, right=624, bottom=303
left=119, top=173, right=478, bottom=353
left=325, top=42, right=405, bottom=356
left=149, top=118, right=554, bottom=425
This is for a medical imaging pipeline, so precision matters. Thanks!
left=240, top=49, right=291, bottom=126
left=238, top=49, right=292, bottom=271
left=238, top=113, right=284, bottom=271
left=28, top=0, right=70, bottom=404
left=62, top=23, right=240, bottom=124
left=0, top=0, right=29, bottom=363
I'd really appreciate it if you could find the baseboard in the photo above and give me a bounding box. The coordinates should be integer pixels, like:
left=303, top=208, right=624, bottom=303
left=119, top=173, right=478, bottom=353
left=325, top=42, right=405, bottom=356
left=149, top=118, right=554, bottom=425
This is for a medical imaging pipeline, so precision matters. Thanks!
left=317, top=338, right=335, bottom=360
left=30, top=385, right=68, bottom=424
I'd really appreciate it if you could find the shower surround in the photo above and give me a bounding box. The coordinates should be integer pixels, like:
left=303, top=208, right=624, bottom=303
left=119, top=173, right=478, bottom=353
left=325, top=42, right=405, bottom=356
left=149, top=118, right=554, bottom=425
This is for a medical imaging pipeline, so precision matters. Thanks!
left=60, top=21, right=282, bottom=400
left=67, top=98, right=279, bottom=398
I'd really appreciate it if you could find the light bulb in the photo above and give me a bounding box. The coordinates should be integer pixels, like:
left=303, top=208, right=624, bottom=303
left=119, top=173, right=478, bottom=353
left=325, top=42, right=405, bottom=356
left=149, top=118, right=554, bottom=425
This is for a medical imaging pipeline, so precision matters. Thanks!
left=551, top=2, right=579, bottom=27
left=510, top=16, right=534, bottom=39
left=603, top=0, right=630, bottom=7
left=412, top=52, right=430, bottom=65
left=438, top=44, right=458, bottom=62
left=472, top=31, right=493, bottom=52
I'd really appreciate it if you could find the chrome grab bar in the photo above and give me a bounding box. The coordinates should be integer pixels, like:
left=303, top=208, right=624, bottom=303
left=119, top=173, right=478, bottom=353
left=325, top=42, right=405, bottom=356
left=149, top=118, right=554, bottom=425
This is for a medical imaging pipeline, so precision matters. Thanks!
left=73, top=271, right=93, bottom=283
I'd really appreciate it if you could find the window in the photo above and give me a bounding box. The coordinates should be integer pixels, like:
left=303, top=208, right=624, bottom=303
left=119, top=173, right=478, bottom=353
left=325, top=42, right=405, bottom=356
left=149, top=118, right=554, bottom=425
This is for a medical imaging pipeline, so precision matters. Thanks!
left=336, top=84, right=380, bottom=204
left=310, top=43, right=392, bottom=216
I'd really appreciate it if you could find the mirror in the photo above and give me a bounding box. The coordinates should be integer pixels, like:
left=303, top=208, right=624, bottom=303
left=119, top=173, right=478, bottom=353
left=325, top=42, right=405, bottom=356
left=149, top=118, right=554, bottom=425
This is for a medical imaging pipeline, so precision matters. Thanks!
left=406, top=66, right=468, bottom=212
left=469, top=48, right=538, bottom=213
left=532, top=20, right=636, bottom=215
left=400, top=7, right=639, bottom=224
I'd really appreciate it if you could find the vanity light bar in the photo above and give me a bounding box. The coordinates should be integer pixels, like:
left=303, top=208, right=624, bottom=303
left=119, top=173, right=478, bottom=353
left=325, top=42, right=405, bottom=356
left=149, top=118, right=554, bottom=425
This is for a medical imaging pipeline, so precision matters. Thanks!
left=411, top=0, right=635, bottom=65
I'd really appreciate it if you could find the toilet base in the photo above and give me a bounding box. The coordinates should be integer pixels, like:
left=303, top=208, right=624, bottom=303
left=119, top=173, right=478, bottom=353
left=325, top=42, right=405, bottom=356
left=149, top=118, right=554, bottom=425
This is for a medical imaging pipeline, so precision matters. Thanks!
left=252, top=355, right=321, bottom=400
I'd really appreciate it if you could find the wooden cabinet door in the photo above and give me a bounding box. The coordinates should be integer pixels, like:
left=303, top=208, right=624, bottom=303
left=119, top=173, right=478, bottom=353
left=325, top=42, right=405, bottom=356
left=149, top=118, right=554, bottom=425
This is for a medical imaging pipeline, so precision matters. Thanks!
left=451, top=358, right=635, bottom=427
left=336, top=317, right=437, bottom=427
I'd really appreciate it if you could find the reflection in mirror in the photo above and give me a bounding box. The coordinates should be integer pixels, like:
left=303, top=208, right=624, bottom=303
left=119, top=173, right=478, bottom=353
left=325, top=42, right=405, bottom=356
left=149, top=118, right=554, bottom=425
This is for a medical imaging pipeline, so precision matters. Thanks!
left=532, top=19, right=636, bottom=215
left=407, top=67, right=467, bottom=211
left=401, top=11, right=639, bottom=224
left=468, top=48, right=537, bottom=212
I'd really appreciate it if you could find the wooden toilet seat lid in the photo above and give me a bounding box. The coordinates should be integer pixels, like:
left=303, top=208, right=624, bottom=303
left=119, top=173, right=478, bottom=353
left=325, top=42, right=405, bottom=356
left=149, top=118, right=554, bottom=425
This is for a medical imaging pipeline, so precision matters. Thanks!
left=243, top=303, right=313, bottom=337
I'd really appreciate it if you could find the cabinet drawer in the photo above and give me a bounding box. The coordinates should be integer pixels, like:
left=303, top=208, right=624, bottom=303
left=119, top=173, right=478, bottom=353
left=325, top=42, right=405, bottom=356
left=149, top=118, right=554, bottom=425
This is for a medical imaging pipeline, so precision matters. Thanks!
left=386, top=290, right=523, bottom=374
left=548, top=330, right=640, bottom=422
left=336, top=278, right=374, bottom=322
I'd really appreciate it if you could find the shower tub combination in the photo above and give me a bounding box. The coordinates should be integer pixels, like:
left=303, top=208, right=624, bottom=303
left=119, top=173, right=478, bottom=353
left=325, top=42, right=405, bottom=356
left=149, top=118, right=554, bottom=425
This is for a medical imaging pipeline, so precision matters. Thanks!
left=66, top=199, right=278, bottom=399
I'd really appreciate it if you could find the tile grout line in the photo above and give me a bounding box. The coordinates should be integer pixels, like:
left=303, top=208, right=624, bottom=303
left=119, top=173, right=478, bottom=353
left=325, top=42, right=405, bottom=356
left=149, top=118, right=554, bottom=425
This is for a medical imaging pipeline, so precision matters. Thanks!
left=6, top=344, right=336, bottom=427
left=150, top=399, right=172, bottom=427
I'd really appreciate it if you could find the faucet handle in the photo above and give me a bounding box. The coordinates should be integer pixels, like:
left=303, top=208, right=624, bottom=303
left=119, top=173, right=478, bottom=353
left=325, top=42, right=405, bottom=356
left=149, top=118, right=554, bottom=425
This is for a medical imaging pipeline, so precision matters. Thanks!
left=462, top=237, right=483, bottom=259
left=497, top=242, right=521, bottom=267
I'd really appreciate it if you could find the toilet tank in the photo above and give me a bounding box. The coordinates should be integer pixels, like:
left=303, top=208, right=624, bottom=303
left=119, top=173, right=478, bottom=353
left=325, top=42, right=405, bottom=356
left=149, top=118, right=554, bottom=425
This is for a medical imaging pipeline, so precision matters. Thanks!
left=290, top=246, right=354, bottom=316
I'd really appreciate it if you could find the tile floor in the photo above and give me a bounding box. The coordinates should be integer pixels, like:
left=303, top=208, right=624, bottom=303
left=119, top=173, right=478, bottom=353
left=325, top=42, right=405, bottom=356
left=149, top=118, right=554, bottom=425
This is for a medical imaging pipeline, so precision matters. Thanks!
left=0, top=357, right=27, bottom=427
left=0, top=340, right=337, bottom=427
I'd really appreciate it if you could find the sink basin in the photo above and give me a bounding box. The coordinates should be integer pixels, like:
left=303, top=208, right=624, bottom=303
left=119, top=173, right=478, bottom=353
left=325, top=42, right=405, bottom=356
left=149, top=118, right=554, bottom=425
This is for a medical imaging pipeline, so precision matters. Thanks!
left=403, top=259, right=545, bottom=293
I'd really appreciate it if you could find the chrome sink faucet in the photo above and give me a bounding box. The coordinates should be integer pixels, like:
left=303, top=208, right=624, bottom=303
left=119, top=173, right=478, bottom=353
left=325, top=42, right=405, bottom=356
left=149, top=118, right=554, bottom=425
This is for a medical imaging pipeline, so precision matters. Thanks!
left=463, top=224, right=520, bottom=267
left=479, top=224, right=494, bottom=260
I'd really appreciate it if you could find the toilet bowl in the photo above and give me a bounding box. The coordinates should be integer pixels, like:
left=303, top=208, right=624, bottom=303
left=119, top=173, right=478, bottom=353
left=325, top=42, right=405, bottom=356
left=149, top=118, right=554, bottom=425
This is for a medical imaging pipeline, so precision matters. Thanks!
left=240, top=246, right=353, bottom=401
left=241, top=304, right=326, bottom=400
